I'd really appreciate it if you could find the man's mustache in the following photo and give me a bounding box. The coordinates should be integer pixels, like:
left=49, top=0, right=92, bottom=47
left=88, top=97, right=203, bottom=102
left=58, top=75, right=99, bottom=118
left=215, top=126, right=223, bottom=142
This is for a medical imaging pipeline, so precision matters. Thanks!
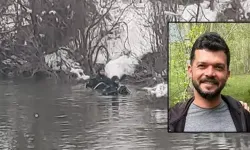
left=200, top=78, right=219, bottom=85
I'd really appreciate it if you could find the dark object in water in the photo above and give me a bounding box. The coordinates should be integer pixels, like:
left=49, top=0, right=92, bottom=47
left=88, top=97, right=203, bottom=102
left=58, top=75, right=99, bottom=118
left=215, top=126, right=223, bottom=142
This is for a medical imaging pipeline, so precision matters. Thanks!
left=102, top=86, right=118, bottom=96
left=86, top=78, right=130, bottom=96
left=118, top=85, right=130, bottom=95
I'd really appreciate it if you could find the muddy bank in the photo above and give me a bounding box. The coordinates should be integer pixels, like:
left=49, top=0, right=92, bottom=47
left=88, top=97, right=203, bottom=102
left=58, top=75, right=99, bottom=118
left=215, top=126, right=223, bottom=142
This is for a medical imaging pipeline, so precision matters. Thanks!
left=1, top=48, right=166, bottom=87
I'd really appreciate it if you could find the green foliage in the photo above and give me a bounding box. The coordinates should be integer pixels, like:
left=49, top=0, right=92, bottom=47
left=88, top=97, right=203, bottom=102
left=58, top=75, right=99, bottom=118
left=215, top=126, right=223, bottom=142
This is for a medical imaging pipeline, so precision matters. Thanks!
left=185, top=24, right=207, bottom=50
left=222, top=74, right=250, bottom=104
left=169, top=41, right=189, bottom=106
left=170, top=24, right=207, bottom=106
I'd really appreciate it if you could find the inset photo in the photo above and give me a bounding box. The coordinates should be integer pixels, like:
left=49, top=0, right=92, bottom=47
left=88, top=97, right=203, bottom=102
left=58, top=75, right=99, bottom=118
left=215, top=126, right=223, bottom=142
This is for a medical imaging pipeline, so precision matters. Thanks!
left=168, top=23, right=250, bottom=132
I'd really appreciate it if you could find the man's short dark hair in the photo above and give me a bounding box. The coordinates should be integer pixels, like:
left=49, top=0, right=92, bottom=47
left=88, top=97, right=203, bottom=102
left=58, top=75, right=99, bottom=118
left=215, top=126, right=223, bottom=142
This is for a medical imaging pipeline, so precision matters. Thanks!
left=111, top=76, right=119, bottom=81
left=190, top=32, right=230, bottom=68
left=97, top=65, right=105, bottom=73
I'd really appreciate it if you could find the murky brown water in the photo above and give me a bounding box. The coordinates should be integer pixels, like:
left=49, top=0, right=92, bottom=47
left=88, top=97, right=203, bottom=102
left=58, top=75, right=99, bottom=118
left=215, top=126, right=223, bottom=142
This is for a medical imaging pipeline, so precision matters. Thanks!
left=0, top=79, right=250, bottom=150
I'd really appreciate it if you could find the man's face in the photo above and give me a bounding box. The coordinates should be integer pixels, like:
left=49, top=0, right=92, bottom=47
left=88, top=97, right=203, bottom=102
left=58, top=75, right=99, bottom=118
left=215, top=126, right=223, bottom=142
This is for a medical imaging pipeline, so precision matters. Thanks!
left=188, top=49, right=230, bottom=100
left=99, top=69, right=105, bottom=75
left=114, top=79, right=119, bottom=84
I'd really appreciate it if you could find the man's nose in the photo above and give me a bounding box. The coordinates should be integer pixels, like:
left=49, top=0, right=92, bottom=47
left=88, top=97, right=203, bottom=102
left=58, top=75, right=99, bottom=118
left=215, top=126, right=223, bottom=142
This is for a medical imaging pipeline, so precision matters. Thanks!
left=205, top=66, right=215, bottom=77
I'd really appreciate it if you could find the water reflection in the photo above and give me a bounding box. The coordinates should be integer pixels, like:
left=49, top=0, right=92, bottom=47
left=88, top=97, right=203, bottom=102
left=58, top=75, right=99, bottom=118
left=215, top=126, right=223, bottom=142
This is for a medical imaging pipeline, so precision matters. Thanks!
left=169, top=133, right=250, bottom=150
left=0, top=79, right=250, bottom=149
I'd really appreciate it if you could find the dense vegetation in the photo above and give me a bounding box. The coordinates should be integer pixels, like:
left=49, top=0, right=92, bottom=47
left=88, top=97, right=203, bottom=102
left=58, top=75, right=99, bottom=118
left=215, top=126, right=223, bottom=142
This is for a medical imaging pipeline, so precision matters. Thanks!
left=0, top=0, right=135, bottom=78
left=0, top=0, right=169, bottom=81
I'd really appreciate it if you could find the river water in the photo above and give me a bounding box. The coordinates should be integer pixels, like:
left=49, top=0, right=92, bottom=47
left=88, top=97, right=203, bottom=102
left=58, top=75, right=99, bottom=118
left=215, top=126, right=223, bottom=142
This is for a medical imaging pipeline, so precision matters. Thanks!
left=0, top=79, right=249, bottom=150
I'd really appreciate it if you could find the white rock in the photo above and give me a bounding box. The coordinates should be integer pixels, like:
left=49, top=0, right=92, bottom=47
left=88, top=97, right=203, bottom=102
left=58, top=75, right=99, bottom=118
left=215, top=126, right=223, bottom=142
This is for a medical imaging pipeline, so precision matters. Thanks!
left=41, top=11, right=46, bottom=15
left=2, top=59, right=12, bottom=65
left=45, top=49, right=89, bottom=80
left=39, top=34, right=45, bottom=38
left=180, top=1, right=217, bottom=22
left=26, top=8, right=32, bottom=13
left=241, top=0, right=250, bottom=19
left=200, top=0, right=210, bottom=9
left=164, top=11, right=180, bottom=16
left=49, top=10, right=56, bottom=15
left=143, top=83, right=168, bottom=98
left=70, top=68, right=90, bottom=80
left=105, top=55, right=139, bottom=79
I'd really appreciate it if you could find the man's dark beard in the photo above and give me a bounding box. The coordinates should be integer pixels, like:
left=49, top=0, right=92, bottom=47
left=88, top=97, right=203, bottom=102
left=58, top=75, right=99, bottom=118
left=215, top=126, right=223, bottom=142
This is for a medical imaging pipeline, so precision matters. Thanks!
left=192, top=77, right=226, bottom=100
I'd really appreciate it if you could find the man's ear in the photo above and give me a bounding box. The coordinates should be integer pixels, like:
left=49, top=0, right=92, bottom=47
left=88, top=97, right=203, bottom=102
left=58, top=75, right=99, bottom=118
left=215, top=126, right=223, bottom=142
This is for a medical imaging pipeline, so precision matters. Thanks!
left=187, top=64, right=192, bottom=78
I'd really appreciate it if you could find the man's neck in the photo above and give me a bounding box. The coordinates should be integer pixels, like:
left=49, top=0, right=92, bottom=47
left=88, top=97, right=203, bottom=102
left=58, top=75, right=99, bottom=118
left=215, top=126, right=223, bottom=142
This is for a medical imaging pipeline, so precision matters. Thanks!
left=193, top=91, right=222, bottom=109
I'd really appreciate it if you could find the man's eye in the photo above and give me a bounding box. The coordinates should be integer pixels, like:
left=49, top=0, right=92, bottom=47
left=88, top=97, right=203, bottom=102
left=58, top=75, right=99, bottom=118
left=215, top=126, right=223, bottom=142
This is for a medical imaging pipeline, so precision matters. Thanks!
left=198, top=65, right=205, bottom=69
left=215, top=66, right=224, bottom=70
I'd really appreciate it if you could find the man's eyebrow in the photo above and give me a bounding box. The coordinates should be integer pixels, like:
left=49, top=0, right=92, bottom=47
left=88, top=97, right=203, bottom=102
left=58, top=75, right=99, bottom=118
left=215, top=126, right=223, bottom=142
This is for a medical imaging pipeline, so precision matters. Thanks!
left=215, top=63, right=225, bottom=65
left=214, top=64, right=226, bottom=67
left=196, top=62, right=226, bottom=66
left=196, top=62, right=206, bottom=64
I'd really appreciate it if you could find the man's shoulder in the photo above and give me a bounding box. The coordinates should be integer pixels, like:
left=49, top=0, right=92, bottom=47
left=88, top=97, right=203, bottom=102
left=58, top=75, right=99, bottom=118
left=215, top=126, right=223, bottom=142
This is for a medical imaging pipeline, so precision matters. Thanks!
left=169, top=101, right=187, bottom=111
left=224, top=94, right=250, bottom=115
left=169, top=98, right=193, bottom=122
left=221, top=95, right=243, bottom=110
left=170, top=97, right=194, bottom=111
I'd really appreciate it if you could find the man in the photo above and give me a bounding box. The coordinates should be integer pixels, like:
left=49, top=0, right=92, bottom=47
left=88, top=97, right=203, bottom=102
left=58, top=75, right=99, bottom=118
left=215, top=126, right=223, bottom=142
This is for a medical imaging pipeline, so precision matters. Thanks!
left=102, top=76, right=120, bottom=95
left=96, top=67, right=111, bottom=83
left=111, top=76, right=120, bottom=88
left=169, top=32, right=250, bottom=132
left=86, top=66, right=112, bottom=89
